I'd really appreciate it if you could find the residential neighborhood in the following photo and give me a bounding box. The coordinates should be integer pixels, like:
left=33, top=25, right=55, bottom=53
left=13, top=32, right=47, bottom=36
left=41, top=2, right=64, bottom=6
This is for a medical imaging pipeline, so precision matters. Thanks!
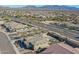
left=0, top=5, right=79, bottom=54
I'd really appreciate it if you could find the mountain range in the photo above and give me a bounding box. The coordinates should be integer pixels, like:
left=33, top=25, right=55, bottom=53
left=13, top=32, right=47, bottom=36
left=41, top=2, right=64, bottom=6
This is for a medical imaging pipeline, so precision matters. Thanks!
left=21, top=5, right=79, bottom=10
left=1, top=5, right=79, bottom=11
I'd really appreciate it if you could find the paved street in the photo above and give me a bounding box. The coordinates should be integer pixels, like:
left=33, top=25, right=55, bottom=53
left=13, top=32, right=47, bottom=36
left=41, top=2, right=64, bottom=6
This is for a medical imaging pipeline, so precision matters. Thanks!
left=12, top=17, right=79, bottom=41
left=0, top=32, right=16, bottom=54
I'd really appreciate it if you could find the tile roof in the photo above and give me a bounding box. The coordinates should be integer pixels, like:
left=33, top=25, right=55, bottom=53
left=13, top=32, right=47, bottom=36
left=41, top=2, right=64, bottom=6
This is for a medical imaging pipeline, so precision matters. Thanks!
left=40, top=43, right=74, bottom=54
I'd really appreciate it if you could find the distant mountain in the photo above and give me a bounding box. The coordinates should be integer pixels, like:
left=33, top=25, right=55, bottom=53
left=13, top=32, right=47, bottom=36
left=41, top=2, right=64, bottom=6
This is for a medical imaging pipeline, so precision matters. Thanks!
left=22, top=5, right=79, bottom=10
left=0, top=5, right=79, bottom=11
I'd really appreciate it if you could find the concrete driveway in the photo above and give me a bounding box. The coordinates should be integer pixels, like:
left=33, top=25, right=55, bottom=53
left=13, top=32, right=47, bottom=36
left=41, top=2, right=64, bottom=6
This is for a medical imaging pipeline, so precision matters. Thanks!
left=0, top=32, right=16, bottom=54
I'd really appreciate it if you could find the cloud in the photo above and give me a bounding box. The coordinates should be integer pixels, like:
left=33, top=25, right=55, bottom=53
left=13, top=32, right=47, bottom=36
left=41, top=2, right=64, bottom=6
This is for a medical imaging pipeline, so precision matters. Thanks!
left=0, top=0, right=79, bottom=5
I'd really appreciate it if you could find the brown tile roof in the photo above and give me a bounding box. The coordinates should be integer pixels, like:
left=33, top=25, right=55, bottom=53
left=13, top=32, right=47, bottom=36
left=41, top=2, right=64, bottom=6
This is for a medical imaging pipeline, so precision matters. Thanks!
left=40, top=43, right=74, bottom=54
